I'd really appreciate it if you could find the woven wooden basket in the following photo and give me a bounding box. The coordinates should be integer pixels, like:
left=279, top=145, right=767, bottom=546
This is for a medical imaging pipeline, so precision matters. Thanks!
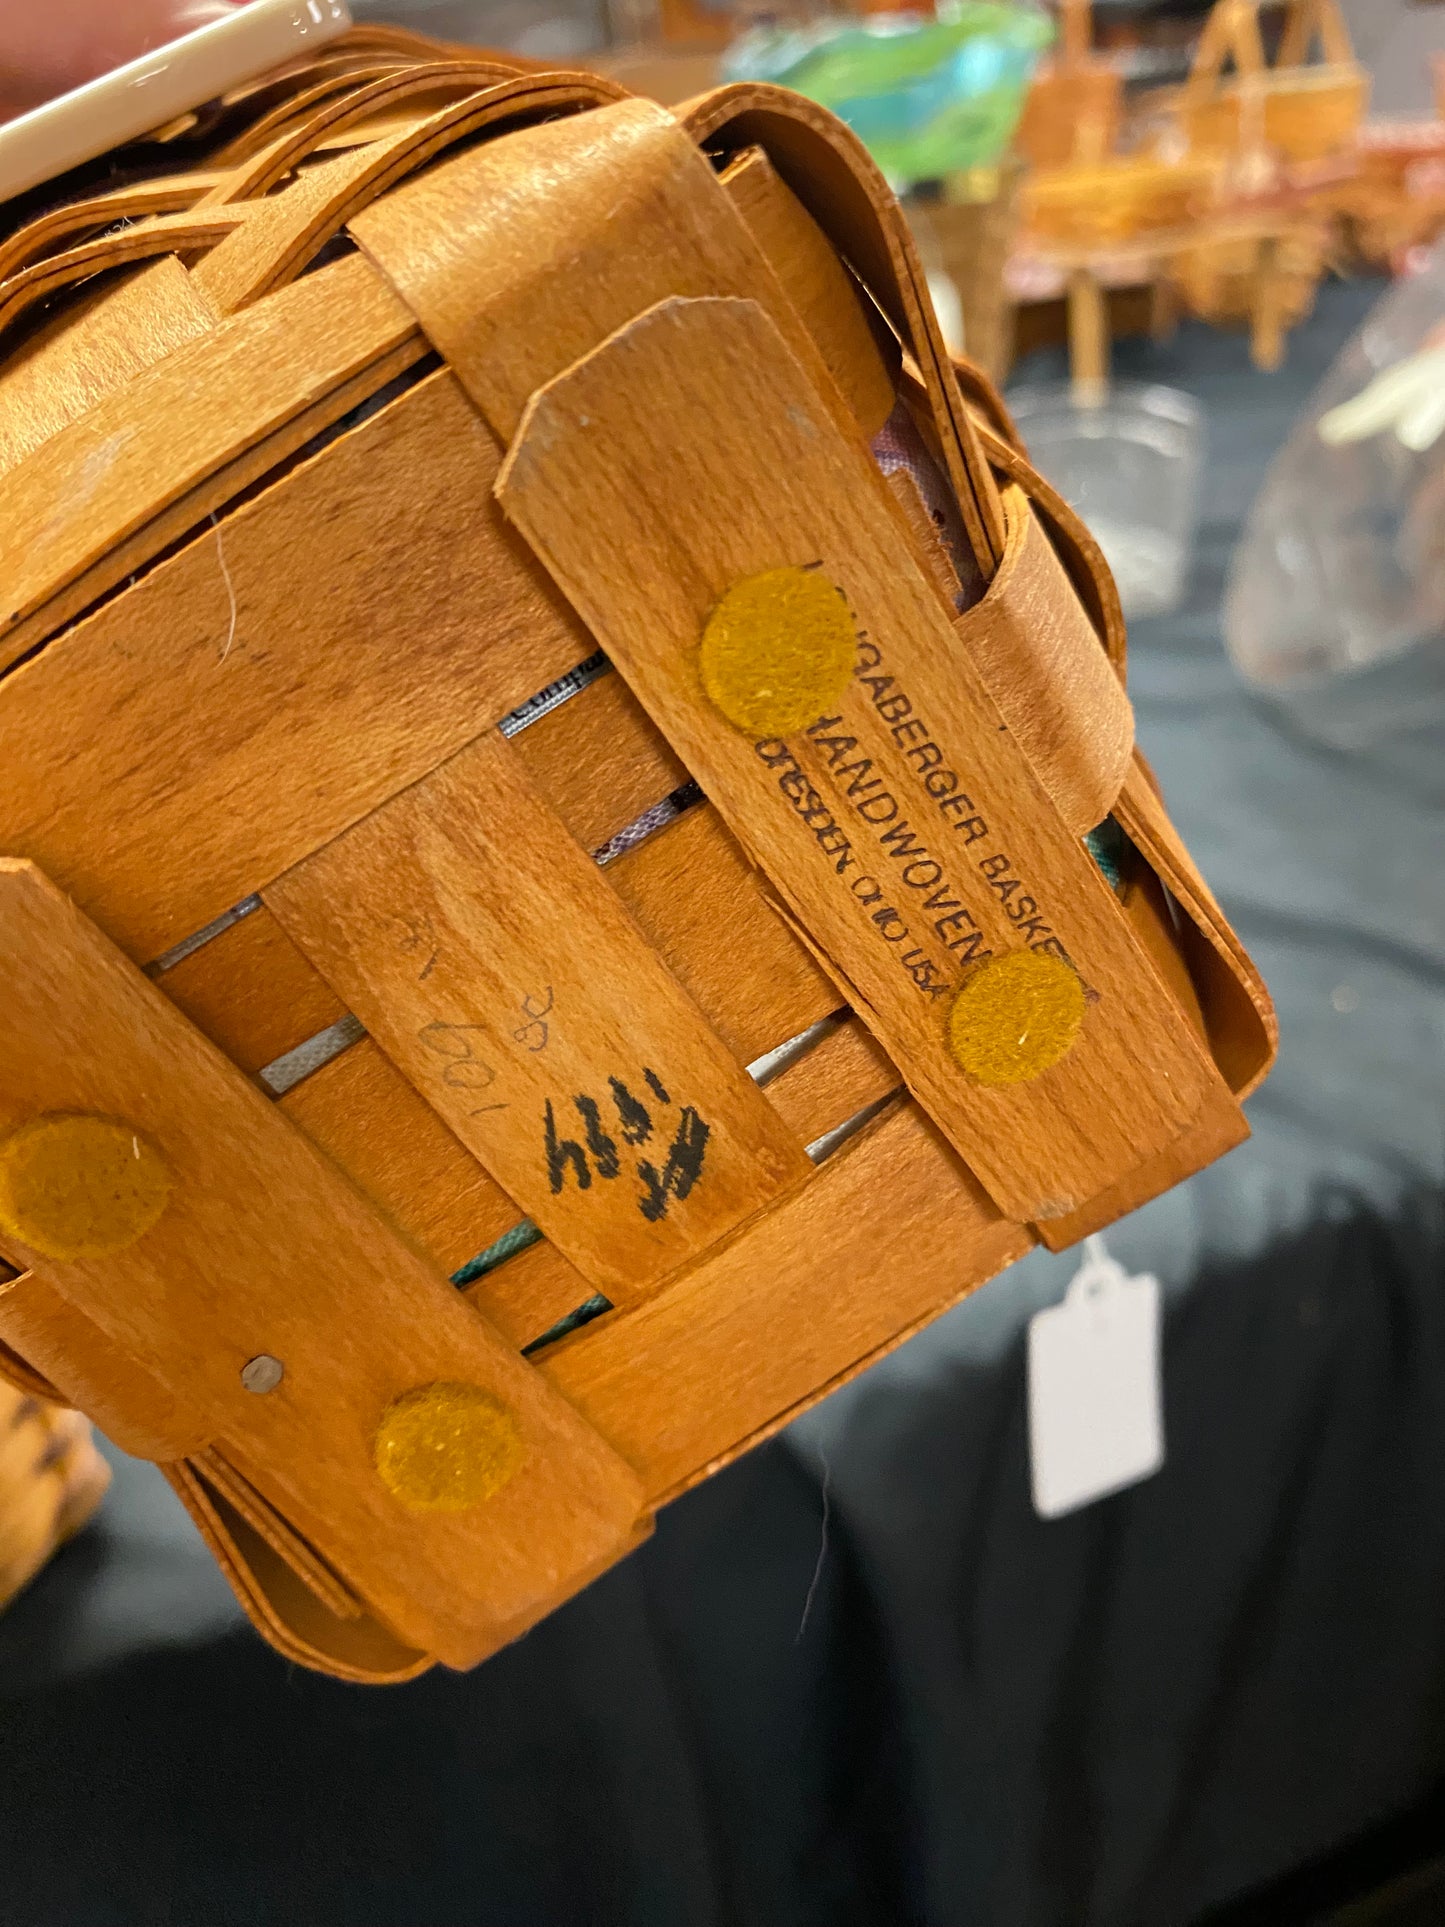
left=0, top=31, right=1274, bottom=1681
left=1177, top=0, right=1368, bottom=168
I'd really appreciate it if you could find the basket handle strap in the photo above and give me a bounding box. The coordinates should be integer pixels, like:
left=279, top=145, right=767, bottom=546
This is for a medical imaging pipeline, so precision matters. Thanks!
left=679, top=83, right=1008, bottom=578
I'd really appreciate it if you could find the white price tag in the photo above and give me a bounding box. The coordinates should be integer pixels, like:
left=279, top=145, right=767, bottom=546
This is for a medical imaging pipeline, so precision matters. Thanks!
left=1028, top=1236, right=1164, bottom=1519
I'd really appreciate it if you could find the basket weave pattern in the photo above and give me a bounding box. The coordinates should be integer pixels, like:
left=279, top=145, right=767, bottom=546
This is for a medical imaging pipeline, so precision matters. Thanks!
left=0, top=31, right=1274, bottom=1678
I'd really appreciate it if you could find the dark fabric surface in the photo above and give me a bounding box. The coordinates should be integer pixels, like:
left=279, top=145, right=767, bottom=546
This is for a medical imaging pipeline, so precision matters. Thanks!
left=3, top=277, right=1443, bottom=1927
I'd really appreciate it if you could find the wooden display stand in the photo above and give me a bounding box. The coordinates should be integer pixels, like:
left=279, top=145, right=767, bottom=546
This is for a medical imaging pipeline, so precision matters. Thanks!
left=0, top=40, right=1273, bottom=1679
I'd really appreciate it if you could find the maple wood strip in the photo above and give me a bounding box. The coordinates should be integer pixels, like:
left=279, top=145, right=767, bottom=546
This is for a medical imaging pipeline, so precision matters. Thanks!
left=0, top=366, right=592, bottom=964
left=1114, top=755, right=1276, bottom=1099
left=499, top=293, right=1222, bottom=1223
left=159, top=905, right=347, bottom=1076
left=1, top=331, right=431, bottom=669
left=278, top=1038, right=522, bottom=1278
left=950, top=483, right=1133, bottom=838
left=0, top=252, right=415, bottom=669
left=268, top=732, right=812, bottom=1300
left=762, top=1013, right=900, bottom=1147
left=198, top=74, right=629, bottom=314
left=1037, top=1091, right=1249, bottom=1252
left=606, top=803, right=842, bottom=1066
left=0, top=1271, right=212, bottom=1460
left=193, top=1446, right=363, bottom=1621
left=508, top=669, right=689, bottom=853
left=0, top=859, right=644, bottom=1669
left=470, top=1238, right=595, bottom=1354
left=473, top=1012, right=903, bottom=1350
left=680, top=86, right=1007, bottom=570
left=0, top=259, right=218, bottom=482
left=0, top=176, right=227, bottom=284
left=0, top=1332, right=58, bottom=1404
left=146, top=668, right=833, bottom=1094
left=350, top=96, right=878, bottom=456
left=538, top=1099, right=1031, bottom=1501
left=165, top=1460, right=431, bottom=1684
left=720, top=146, right=898, bottom=439
left=0, top=210, right=241, bottom=342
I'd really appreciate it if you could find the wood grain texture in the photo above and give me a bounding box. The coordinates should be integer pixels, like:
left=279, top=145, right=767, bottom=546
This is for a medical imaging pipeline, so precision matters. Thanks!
left=0, top=252, right=415, bottom=670
left=165, top=1459, right=432, bottom=1684
left=0, top=259, right=217, bottom=482
left=1037, top=1090, right=1249, bottom=1250
left=0, top=175, right=225, bottom=284
left=0, top=1330, right=60, bottom=1404
left=349, top=96, right=877, bottom=456
left=0, top=211, right=241, bottom=344
left=606, top=802, right=840, bottom=1064
left=680, top=85, right=1007, bottom=570
left=0, top=330, right=429, bottom=668
left=538, top=1098, right=1031, bottom=1501
left=951, top=485, right=1134, bottom=838
left=508, top=669, right=689, bottom=854
left=967, top=400, right=1128, bottom=675
left=0, top=1271, right=212, bottom=1460
left=473, top=1012, right=904, bottom=1350
left=158, top=906, right=346, bottom=1076
left=720, top=146, right=898, bottom=439
left=196, top=75, right=630, bottom=315
left=762, top=1014, right=901, bottom=1146
left=0, top=860, right=644, bottom=1668
left=192, top=1446, right=362, bottom=1621
left=278, top=1037, right=527, bottom=1278
left=500, top=294, right=1222, bottom=1223
left=268, top=733, right=811, bottom=1299
left=1115, top=754, right=1277, bottom=1099
left=0, top=366, right=592, bottom=964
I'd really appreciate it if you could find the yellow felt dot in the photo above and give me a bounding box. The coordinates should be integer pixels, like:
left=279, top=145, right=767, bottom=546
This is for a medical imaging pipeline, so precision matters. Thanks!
left=0, top=1114, right=172, bottom=1260
left=373, top=1383, right=525, bottom=1513
left=700, top=566, right=856, bottom=736
left=946, top=951, right=1086, bottom=1087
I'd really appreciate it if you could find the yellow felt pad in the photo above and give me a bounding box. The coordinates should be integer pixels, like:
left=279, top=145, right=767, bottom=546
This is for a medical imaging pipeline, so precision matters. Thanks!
left=373, top=1383, right=527, bottom=1512
left=0, top=1114, right=173, bottom=1260
left=700, top=566, right=857, bottom=736
left=946, top=951, right=1087, bottom=1087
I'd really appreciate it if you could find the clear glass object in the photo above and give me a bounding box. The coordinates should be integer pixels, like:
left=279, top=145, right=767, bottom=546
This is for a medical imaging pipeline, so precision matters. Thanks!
left=1225, top=244, right=1445, bottom=748
left=1007, top=382, right=1205, bottom=620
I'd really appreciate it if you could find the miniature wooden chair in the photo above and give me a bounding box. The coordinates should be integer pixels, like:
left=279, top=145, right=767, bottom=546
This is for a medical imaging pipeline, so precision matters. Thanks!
left=0, top=38, right=1273, bottom=1680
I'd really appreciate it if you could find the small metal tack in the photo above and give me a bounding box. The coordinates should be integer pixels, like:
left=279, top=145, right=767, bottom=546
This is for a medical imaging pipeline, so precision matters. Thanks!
left=241, top=1354, right=284, bottom=1396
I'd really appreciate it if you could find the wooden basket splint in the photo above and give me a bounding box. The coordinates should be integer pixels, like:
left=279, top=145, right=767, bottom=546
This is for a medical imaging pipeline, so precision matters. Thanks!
left=0, top=37, right=1274, bottom=1682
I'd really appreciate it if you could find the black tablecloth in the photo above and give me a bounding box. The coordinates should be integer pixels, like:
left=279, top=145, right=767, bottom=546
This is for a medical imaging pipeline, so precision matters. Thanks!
left=5, top=276, right=1444, bottom=1927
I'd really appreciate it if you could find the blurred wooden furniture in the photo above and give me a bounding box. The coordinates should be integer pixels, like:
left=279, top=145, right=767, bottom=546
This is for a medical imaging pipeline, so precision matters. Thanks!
left=1015, top=0, right=1122, bottom=170
left=1178, top=0, right=1368, bottom=168
left=1330, top=120, right=1445, bottom=271
left=1161, top=0, right=1363, bottom=369
left=907, top=161, right=1023, bottom=381
left=0, top=1356, right=109, bottom=1613
left=1017, top=146, right=1223, bottom=393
